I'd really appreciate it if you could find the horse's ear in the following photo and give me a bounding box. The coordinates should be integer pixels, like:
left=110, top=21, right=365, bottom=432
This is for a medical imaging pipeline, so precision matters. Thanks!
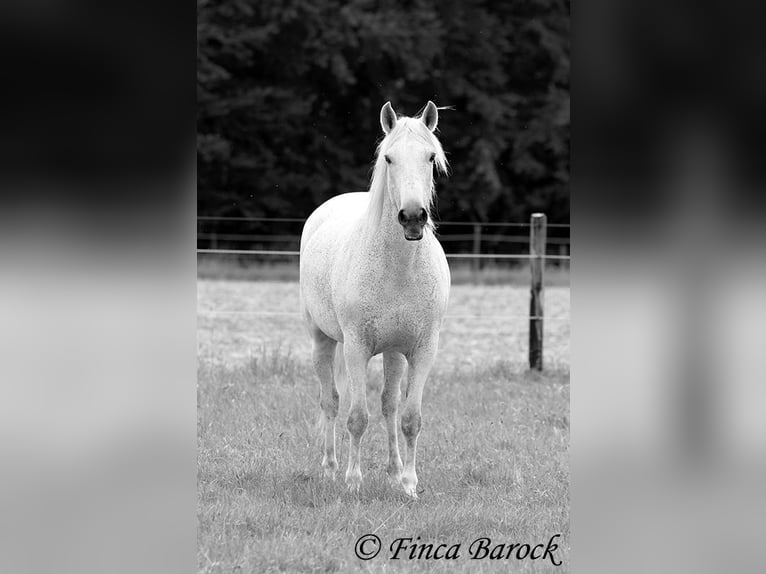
left=421, top=101, right=438, bottom=131
left=380, top=101, right=397, bottom=134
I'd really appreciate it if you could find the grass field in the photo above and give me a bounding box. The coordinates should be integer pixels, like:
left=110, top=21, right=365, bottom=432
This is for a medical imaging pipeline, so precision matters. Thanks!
left=197, top=256, right=571, bottom=287
left=198, top=278, right=569, bottom=572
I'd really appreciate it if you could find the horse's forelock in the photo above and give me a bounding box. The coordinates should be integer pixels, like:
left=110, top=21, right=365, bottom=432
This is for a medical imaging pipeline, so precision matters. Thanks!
left=375, top=118, right=448, bottom=175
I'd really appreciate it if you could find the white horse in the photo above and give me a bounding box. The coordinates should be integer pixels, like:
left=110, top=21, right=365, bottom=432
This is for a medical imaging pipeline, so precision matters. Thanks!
left=299, top=101, right=451, bottom=498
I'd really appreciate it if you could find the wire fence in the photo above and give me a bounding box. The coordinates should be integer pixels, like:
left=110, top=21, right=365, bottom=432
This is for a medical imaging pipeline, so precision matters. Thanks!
left=197, top=232, right=571, bottom=245
left=197, top=223, right=569, bottom=311
left=198, top=214, right=569, bottom=367
left=197, top=248, right=569, bottom=260
left=197, top=216, right=571, bottom=264
left=198, top=215, right=570, bottom=228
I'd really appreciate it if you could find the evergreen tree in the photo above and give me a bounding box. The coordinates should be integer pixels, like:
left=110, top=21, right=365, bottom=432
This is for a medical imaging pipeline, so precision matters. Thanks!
left=198, top=0, right=569, bottom=223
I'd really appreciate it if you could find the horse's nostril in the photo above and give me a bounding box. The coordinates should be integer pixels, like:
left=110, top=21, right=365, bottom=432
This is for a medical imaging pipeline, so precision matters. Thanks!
left=398, top=209, right=407, bottom=224
left=418, top=208, right=427, bottom=223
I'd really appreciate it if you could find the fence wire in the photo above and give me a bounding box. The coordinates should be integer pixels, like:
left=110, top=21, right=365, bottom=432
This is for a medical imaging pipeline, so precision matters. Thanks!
left=197, top=248, right=570, bottom=260
left=197, top=309, right=569, bottom=322
left=197, top=218, right=570, bottom=327
left=198, top=216, right=570, bottom=228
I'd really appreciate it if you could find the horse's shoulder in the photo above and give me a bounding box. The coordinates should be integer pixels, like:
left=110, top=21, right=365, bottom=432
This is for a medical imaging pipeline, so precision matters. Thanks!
left=302, top=192, right=368, bottom=252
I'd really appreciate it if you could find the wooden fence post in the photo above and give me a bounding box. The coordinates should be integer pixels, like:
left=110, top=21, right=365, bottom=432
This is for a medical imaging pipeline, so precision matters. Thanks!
left=529, top=213, right=546, bottom=371
left=472, top=223, right=482, bottom=274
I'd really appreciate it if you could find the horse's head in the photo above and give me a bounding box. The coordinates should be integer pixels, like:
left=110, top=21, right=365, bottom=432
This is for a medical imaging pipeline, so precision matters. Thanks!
left=378, top=101, right=447, bottom=241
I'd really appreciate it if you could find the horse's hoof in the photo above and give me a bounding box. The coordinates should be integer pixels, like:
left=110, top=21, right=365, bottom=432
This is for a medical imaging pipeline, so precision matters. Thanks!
left=345, top=471, right=362, bottom=494
left=387, top=473, right=403, bottom=490
left=321, top=457, right=338, bottom=481
left=402, top=476, right=418, bottom=498
left=346, top=480, right=361, bottom=494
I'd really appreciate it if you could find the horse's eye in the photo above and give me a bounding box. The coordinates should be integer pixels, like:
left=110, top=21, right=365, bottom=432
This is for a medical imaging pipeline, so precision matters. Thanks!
left=429, top=153, right=435, bottom=163
left=384, top=155, right=392, bottom=164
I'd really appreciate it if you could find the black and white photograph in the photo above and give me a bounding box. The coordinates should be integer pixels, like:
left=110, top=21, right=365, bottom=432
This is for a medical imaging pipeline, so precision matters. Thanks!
left=5, top=2, right=766, bottom=574
left=197, top=1, right=570, bottom=571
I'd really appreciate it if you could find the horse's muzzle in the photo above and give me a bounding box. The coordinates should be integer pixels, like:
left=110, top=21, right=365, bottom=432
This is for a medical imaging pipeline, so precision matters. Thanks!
left=398, top=207, right=427, bottom=241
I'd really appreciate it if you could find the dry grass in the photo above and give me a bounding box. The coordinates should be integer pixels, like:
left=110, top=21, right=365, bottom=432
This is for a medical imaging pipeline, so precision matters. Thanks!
left=197, top=256, right=571, bottom=287
left=198, top=279, right=569, bottom=572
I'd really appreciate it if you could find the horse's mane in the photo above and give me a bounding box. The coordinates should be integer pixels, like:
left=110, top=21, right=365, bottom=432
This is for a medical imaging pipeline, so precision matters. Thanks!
left=366, top=115, right=449, bottom=234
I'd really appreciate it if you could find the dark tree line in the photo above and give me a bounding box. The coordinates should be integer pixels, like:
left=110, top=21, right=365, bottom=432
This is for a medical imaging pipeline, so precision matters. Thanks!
left=198, top=0, right=569, bottom=223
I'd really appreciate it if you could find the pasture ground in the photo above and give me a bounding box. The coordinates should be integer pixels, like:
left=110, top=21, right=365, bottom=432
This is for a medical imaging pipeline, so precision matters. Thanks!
left=197, top=257, right=571, bottom=287
left=198, top=279, right=569, bottom=573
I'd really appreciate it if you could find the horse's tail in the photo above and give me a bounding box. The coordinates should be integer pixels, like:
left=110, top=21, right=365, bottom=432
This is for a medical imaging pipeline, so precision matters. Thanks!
left=314, top=344, right=347, bottom=448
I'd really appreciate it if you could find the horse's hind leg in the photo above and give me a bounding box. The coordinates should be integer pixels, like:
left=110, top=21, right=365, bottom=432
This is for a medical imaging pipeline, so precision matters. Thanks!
left=310, top=327, right=339, bottom=480
left=382, top=352, right=406, bottom=489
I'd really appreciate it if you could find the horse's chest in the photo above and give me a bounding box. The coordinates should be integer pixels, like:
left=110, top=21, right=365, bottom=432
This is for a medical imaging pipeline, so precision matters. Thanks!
left=337, top=272, right=445, bottom=353
left=357, top=304, right=424, bottom=354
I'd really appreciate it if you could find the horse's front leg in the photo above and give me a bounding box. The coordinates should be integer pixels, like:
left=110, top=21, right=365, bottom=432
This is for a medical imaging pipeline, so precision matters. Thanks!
left=343, top=339, right=371, bottom=493
left=401, top=336, right=439, bottom=498
left=382, top=352, right=406, bottom=489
